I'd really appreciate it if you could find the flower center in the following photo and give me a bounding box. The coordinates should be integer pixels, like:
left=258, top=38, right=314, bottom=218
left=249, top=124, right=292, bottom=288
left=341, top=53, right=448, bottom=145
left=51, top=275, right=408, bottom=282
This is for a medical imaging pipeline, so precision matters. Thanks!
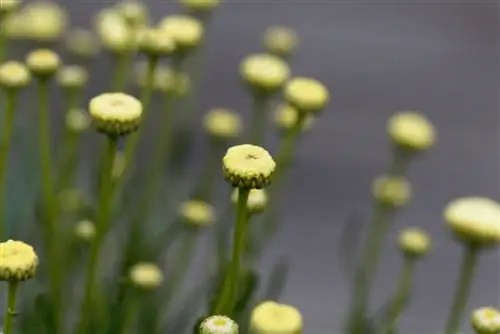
left=213, top=318, right=227, bottom=327
left=246, top=154, right=258, bottom=160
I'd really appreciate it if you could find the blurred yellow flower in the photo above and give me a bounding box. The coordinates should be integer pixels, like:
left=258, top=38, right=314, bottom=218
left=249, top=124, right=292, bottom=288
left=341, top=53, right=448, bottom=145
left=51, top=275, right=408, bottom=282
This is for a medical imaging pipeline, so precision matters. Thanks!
left=471, top=307, right=500, bottom=334
left=398, top=227, right=431, bottom=258
left=57, top=65, right=88, bottom=89
left=240, top=54, right=290, bottom=93
left=26, top=49, right=61, bottom=77
left=371, top=175, right=411, bottom=207
left=179, top=200, right=215, bottom=227
left=250, top=301, right=302, bottom=334
left=65, top=109, right=91, bottom=133
left=274, top=104, right=314, bottom=132
left=0, top=0, right=20, bottom=15
left=22, top=1, right=68, bottom=42
left=159, top=15, right=204, bottom=52
left=387, top=111, right=436, bottom=152
left=285, top=77, right=329, bottom=114
left=203, top=108, right=242, bottom=139
left=95, top=8, right=135, bottom=53
left=74, top=220, right=96, bottom=242
left=180, top=0, right=222, bottom=12
left=0, top=61, right=31, bottom=89
left=263, top=26, right=298, bottom=58
left=137, top=27, right=175, bottom=57
left=129, top=262, right=163, bottom=289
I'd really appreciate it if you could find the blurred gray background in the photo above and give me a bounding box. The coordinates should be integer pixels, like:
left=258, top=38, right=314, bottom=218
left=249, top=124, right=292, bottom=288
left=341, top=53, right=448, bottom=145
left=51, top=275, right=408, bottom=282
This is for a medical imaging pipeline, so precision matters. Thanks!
left=57, top=0, right=500, bottom=332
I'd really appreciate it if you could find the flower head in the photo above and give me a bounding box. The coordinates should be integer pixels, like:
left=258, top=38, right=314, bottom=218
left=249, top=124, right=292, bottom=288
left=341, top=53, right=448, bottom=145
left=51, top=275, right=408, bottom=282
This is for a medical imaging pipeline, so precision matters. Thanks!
left=95, top=8, right=135, bottom=54
left=0, top=240, right=38, bottom=282
left=22, top=1, right=68, bottom=42
left=115, top=0, right=149, bottom=28
left=66, top=109, right=91, bottom=133
left=135, top=62, right=190, bottom=95
left=274, top=104, right=314, bottom=132
left=180, top=0, right=222, bottom=12
left=89, top=92, right=143, bottom=137
left=0, top=61, right=31, bottom=90
left=371, top=175, right=411, bottom=207
left=200, top=315, right=238, bottom=334
left=65, top=28, right=100, bottom=59
left=179, top=200, right=215, bottom=227
left=240, top=54, right=290, bottom=94
left=74, top=220, right=96, bottom=242
left=0, top=0, right=20, bottom=15
left=3, top=12, right=29, bottom=40
left=387, top=111, right=436, bottom=153
left=398, top=227, right=431, bottom=258
left=444, top=197, right=500, bottom=247
left=137, top=27, right=175, bottom=57
left=26, top=49, right=61, bottom=78
left=223, top=144, right=276, bottom=189
left=285, top=77, right=329, bottom=114
left=203, top=108, right=242, bottom=139
left=250, top=301, right=302, bottom=334
left=472, top=307, right=500, bottom=334
left=57, top=65, right=88, bottom=89
left=159, top=15, right=203, bottom=52
left=231, top=188, right=268, bottom=214
left=129, top=262, right=163, bottom=289
left=263, top=26, right=298, bottom=58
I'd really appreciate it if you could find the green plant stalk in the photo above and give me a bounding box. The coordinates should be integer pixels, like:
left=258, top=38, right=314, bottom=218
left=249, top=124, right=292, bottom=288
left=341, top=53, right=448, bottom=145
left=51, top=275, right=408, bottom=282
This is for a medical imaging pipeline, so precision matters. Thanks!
left=248, top=92, right=270, bottom=146
left=37, top=78, right=62, bottom=333
left=382, top=256, right=415, bottom=334
left=443, top=245, right=479, bottom=334
left=3, top=281, right=19, bottom=334
left=75, top=136, right=118, bottom=334
left=117, top=290, right=139, bottom=334
left=0, top=14, right=7, bottom=62
left=111, top=52, right=134, bottom=92
left=214, top=187, right=250, bottom=316
left=192, top=137, right=224, bottom=202
left=0, top=91, right=17, bottom=239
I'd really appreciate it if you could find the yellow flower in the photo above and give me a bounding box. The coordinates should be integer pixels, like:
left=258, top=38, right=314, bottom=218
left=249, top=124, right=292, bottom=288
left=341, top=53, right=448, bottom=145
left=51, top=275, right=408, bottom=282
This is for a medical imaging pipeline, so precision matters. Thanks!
left=0, top=0, right=20, bottom=15
left=94, top=8, right=135, bottom=54
left=57, top=65, right=88, bottom=89
left=2, top=12, right=29, bottom=40
left=26, top=49, right=61, bottom=78
left=179, top=200, right=215, bottom=227
left=200, top=315, right=238, bottom=334
left=274, top=104, right=314, bottom=132
left=387, top=111, right=436, bottom=152
left=444, top=197, right=500, bottom=247
left=129, top=262, right=163, bottom=289
left=89, top=93, right=143, bottom=136
left=371, top=175, right=411, bottom=207
left=137, top=27, right=175, bottom=57
left=0, top=240, right=38, bottom=282
left=180, top=0, right=222, bottom=12
left=240, top=54, right=290, bottom=93
left=250, top=301, right=302, bottom=334
left=115, top=0, right=149, bottom=28
left=231, top=188, right=268, bottom=214
left=398, top=227, right=431, bottom=258
left=203, top=108, right=242, bottom=139
left=223, top=144, right=276, bottom=189
left=263, top=26, right=298, bottom=58
left=471, top=307, right=500, bottom=334
left=284, top=77, right=329, bottom=114
left=159, top=15, right=204, bottom=52
left=66, top=109, right=91, bottom=133
left=0, top=61, right=31, bottom=90
left=22, top=1, right=68, bottom=42
left=135, top=62, right=190, bottom=95
left=74, top=220, right=96, bottom=242
left=64, top=28, right=100, bottom=59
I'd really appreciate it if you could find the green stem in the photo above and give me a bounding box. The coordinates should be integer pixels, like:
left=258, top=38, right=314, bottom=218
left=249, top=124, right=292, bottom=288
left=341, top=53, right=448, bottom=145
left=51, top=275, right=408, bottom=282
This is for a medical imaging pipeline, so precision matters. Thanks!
left=443, top=245, right=479, bottom=334
left=0, top=14, right=7, bottom=63
left=117, top=290, right=139, bottom=334
left=248, top=93, right=270, bottom=146
left=383, top=256, right=415, bottom=334
left=75, top=136, right=118, bottom=334
left=111, top=52, right=133, bottom=92
left=192, top=138, right=222, bottom=202
left=213, top=187, right=250, bottom=316
left=0, top=91, right=16, bottom=239
left=3, top=281, right=19, bottom=334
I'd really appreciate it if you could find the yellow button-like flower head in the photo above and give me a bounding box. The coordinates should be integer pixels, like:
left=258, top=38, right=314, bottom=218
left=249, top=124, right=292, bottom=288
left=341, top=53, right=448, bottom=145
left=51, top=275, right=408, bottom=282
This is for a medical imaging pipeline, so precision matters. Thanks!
left=250, top=301, right=303, bottom=334
left=74, top=220, right=96, bottom=242
left=231, top=188, right=268, bottom=214
left=0, top=61, right=31, bottom=90
left=223, top=144, right=276, bottom=189
left=387, top=111, right=436, bottom=152
left=285, top=77, right=329, bottom=114
left=203, top=108, right=242, bottom=139
left=398, top=227, right=431, bottom=258
left=263, top=26, right=298, bottom=58
left=200, top=315, right=238, bottom=334
left=95, top=8, right=135, bottom=54
left=89, top=93, right=143, bottom=137
left=57, top=65, right=88, bottom=89
left=26, top=49, right=61, bottom=78
left=179, top=200, right=215, bottom=227
left=371, top=175, right=411, bottom=208
left=66, top=108, right=91, bottom=133
left=240, top=54, right=290, bottom=94
left=274, top=104, right=314, bottom=133
left=0, top=240, right=38, bottom=282
left=159, top=15, right=203, bottom=52
left=115, top=0, right=148, bottom=28
left=471, top=307, right=500, bottom=334
left=444, top=197, right=500, bottom=247
left=22, top=1, right=68, bottom=42
left=137, top=28, right=175, bottom=57
left=129, top=262, right=163, bottom=289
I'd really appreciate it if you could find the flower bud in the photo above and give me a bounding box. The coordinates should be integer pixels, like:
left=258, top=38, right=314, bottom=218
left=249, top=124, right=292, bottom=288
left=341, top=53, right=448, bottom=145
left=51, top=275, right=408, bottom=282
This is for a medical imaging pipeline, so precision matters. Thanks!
left=371, top=175, right=411, bottom=208
left=179, top=200, right=215, bottom=227
left=263, top=26, right=298, bottom=59
left=22, top=1, right=68, bottom=42
left=57, top=65, right=88, bottom=89
left=231, top=188, right=267, bottom=214
left=136, top=27, right=175, bottom=57
left=159, top=15, right=204, bottom=53
left=0, top=61, right=31, bottom=90
left=203, top=108, right=242, bottom=139
left=0, top=240, right=38, bottom=282
left=89, top=92, right=143, bottom=137
left=200, top=315, right=239, bottom=334
left=74, top=220, right=96, bottom=242
left=223, top=144, right=276, bottom=189
left=240, top=54, right=290, bottom=94
left=250, top=301, right=302, bottom=334
left=65, top=28, right=100, bottom=59
left=274, top=104, right=314, bottom=133
left=444, top=197, right=500, bottom=247
left=284, top=77, right=329, bottom=114
left=398, top=227, right=431, bottom=258
left=115, top=0, right=148, bottom=28
left=471, top=307, right=500, bottom=334
left=129, top=262, right=163, bottom=289
left=26, top=49, right=61, bottom=78
left=95, top=8, right=136, bottom=54
left=387, top=111, right=436, bottom=153
left=66, top=109, right=91, bottom=133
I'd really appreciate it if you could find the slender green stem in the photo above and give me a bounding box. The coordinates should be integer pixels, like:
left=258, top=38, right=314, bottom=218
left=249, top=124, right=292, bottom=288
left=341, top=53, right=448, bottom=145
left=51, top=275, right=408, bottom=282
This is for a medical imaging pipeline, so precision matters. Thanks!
left=117, top=290, right=139, bottom=334
left=111, top=52, right=134, bottom=92
left=443, top=245, right=479, bottom=334
left=0, top=91, right=16, bottom=239
left=382, top=256, right=415, bottom=334
left=3, top=281, right=19, bottom=334
left=214, top=187, right=250, bottom=316
left=0, top=14, right=7, bottom=63
left=75, top=136, right=118, bottom=334
left=248, top=93, right=270, bottom=146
